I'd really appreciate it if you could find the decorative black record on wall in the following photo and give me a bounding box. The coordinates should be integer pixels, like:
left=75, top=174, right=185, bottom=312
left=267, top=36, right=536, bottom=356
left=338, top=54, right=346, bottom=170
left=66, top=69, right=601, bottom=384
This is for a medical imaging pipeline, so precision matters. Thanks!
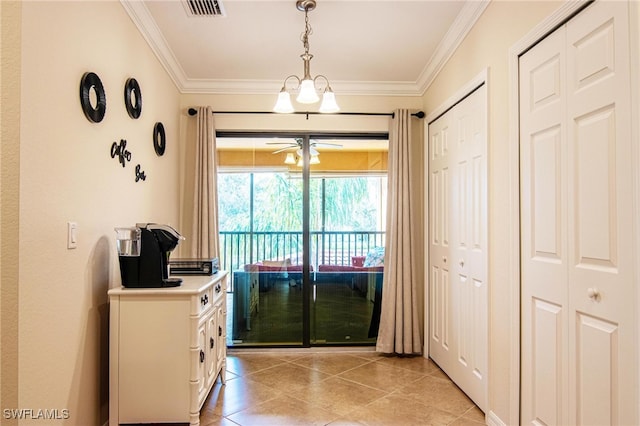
left=124, top=78, right=142, bottom=119
left=79, top=72, right=106, bottom=123
left=153, top=122, right=166, bottom=156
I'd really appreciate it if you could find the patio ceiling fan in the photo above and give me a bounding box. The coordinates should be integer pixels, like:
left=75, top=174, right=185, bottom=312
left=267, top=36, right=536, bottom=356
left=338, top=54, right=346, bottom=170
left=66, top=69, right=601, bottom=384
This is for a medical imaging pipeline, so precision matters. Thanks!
left=268, top=138, right=342, bottom=166
left=267, top=138, right=342, bottom=155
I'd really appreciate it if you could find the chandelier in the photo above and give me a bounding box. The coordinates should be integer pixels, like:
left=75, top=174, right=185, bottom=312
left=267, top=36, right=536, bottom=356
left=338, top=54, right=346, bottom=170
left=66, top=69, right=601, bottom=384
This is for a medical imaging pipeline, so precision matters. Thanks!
left=273, top=0, right=339, bottom=114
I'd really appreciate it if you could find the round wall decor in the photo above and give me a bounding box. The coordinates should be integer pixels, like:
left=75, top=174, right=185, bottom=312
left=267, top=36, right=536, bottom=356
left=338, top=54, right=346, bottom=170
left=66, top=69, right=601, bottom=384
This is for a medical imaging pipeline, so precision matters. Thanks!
left=79, top=72, right=106, bottom=123
left=124, top=78, right=142, bottom=119
left=153, top=122, right=166, bottom=156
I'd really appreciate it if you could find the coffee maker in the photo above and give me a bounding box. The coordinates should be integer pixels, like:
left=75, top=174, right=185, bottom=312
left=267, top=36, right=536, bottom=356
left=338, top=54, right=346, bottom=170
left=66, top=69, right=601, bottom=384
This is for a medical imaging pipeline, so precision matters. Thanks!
left=115, top=223, right=184, bottom=288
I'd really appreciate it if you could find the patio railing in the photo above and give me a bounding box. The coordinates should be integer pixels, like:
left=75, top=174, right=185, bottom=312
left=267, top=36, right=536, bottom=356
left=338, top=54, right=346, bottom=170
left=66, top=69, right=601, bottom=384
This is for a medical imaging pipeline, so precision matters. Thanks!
left=220, top=230, right=385, bottom=287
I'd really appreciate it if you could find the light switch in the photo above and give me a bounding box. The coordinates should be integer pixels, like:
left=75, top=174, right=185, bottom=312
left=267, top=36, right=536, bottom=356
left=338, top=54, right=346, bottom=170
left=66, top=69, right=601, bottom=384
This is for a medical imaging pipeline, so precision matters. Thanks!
left=67, top=222, right=78, bottom=249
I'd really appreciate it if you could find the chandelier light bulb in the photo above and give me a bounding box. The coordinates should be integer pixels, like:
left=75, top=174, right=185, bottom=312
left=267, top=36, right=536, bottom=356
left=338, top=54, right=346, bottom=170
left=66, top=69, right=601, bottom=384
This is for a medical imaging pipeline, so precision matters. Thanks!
left=274, top=89, right=294, bottom=113
left=319, top=90, right=339, bottom=113
left=296, top=79, right=320, bottom=104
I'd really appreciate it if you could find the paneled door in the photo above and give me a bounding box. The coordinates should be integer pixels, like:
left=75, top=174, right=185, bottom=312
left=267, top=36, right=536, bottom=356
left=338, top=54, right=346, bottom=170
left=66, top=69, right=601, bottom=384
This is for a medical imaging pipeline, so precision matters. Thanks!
left=520, top=2, right=638, bottom=424
left=429, top=83, right=488, bottom=411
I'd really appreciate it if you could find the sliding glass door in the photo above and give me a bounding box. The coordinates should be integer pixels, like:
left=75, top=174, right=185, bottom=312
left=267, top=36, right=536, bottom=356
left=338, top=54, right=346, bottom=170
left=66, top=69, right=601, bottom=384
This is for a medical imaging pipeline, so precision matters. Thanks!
left=217, top=133, right=387, bottom=347
left=309, top=137, right=388, bottom=345
left=218, top=137, right=305, bottom=346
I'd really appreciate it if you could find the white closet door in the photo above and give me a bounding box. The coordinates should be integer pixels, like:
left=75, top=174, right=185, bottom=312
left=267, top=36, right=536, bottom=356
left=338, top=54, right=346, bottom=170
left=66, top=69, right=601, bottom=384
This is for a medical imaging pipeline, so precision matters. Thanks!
left=429, top=84, right=488, bottom=412
left=429, top=104, right=452, bottom=374
left=519, top=26, right=569, bottom=426
left=520, top=2, right=637, bottom=425
left=566, top=3, right=635, bottom=425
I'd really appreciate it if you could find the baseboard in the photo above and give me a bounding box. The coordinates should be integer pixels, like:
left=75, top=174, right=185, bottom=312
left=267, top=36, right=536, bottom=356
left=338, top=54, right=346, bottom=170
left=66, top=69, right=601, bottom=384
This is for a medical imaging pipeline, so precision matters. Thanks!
left=486, top=410, right=507, bottom=426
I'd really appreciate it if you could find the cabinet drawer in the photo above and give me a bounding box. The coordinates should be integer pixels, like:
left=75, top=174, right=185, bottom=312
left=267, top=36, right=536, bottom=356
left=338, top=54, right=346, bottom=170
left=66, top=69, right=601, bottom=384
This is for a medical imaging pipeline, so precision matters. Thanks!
left=194, top=287, right=214, bottom=316
left=212, top=279, right=224, bottom=302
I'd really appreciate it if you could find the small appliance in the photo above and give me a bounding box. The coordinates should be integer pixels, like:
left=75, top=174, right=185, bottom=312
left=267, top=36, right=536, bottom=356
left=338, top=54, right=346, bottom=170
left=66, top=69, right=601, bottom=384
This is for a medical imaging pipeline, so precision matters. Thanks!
left=169, top=258, right=219, bottom=276
left=115, top=223, right=184, bottom=288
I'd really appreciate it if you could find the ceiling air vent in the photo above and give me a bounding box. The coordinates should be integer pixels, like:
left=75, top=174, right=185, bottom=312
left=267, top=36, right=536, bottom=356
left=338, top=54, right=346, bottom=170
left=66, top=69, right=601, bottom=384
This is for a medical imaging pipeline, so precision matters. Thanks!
left=184, top=0, right=226, bottom=17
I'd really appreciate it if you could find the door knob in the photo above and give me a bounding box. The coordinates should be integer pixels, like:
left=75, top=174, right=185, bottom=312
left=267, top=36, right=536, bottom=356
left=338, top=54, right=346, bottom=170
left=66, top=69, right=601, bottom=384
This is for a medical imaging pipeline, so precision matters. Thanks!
left=459, top=259, right=465, bottom=267
left=442, top=256, right=447, bottom=263
left=587, top=287, right=600, bottom=301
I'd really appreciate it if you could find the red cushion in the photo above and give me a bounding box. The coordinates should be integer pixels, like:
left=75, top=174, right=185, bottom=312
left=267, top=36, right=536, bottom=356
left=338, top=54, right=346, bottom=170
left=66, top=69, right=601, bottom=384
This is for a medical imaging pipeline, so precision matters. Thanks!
left=351, top=256, right=366, bottom=267
left=318, top=264, right=384, bottom=273
left=319, top=265, right=352, bottom=272
left=244, top=263, right=312, bottom=272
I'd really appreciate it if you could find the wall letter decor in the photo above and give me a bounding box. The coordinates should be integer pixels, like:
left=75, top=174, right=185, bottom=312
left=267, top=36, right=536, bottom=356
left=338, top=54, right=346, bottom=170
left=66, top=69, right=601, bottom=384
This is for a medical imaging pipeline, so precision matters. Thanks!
left=135, top=165, right=146, bottom=182
left=111, top=139, right=132, bottom=167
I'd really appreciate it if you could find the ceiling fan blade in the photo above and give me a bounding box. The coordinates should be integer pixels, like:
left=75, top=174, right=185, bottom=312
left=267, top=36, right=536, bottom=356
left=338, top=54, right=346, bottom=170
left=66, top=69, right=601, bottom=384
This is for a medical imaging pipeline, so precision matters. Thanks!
left=266, top=142, right=297, bottom=146
left=272, top=146, right=297, bottom=154
left=313, top=142, right=343, bottom=148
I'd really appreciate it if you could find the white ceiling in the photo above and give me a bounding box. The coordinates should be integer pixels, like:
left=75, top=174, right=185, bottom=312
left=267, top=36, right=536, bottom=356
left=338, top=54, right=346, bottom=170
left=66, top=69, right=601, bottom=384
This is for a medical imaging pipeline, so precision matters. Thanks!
left=122, top=0, right=488, bottom=96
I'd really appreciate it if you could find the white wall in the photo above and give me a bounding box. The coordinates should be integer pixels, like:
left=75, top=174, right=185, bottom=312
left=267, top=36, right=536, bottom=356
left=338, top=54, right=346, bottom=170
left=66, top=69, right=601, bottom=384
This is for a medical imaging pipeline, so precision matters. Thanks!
left=10, top=1, right=181, bottom=424
left=421, top=1, right=562, bottom=424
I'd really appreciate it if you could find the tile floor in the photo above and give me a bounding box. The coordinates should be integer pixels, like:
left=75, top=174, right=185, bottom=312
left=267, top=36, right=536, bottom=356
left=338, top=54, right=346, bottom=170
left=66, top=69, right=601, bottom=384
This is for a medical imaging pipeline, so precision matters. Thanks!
left=199, top=349, right=485, bottom=426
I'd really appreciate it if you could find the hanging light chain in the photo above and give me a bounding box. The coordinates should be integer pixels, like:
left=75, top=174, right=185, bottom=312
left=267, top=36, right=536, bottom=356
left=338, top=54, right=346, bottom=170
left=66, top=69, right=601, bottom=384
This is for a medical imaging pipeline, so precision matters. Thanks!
left=301, top=10, right=313, bottom=56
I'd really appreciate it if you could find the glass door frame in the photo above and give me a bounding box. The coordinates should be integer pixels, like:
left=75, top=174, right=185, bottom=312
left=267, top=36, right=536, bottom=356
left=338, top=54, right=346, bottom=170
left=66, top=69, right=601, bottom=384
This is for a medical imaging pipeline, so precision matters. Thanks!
left=217, top=130, right=388, bottom=347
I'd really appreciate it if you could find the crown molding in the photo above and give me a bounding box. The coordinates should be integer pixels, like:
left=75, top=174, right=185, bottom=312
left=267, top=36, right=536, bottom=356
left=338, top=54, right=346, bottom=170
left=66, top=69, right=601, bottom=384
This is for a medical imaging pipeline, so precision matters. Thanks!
left=120, top=0, right=188, bottom=90
left=178, top=78, right=423, bottom=96
left=121, top=0, right=487, bottom=96
left=415, top=0, right=490, bottom=94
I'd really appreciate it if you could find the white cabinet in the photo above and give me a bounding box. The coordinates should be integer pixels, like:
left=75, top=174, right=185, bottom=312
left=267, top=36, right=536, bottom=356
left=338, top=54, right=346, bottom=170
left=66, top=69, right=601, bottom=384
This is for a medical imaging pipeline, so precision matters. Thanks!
left=109, top=273, right=228, bottom=426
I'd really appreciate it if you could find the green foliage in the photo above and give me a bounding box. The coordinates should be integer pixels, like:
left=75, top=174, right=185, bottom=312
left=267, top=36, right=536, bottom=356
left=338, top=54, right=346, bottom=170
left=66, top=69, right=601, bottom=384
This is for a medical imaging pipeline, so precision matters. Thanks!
left=217, top=174, right=250, bottom=231
left=218, top=172, right=386, bottom=232
left=254, top=173, right=302, bottom=231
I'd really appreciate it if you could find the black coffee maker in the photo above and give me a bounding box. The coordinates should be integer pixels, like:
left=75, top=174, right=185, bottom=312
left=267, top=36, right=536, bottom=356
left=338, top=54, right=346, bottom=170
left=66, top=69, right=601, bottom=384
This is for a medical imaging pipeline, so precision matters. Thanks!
left=115, top=223, right=184, bottom=288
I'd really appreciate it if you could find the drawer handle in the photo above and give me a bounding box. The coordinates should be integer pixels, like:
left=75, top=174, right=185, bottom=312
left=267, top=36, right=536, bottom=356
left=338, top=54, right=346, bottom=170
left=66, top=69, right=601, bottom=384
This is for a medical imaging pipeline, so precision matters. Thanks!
left=215, top=284, right=221, bottom=293
left=210, top=337, right=214, bottom=349
left=199, top=350, right=204, bottom=363
left=201, top=294, right=208, bottom=306
left=218, top=326, right=222, bottom=337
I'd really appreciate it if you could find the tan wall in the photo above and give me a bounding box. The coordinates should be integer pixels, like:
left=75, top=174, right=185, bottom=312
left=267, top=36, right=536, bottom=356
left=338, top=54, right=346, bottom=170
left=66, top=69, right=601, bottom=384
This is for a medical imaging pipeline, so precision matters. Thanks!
left=1, top=2, right=22, bottom=423
left=421, top=1, right=563, bottom=424
left=8, top=1, right=181, bottom=424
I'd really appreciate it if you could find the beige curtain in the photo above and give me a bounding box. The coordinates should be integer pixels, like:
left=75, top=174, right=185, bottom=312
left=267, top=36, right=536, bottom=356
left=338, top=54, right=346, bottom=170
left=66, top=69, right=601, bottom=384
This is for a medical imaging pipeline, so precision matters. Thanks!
left=376, top=109, right=423, bottom=355
left=189, top=106, right=220, bottom=259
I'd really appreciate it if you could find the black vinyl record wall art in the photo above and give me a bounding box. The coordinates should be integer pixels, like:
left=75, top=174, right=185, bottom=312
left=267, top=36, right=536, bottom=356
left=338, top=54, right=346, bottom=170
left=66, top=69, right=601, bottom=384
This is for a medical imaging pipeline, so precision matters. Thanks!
left=153, top=122, right=166, bottom=156
left=79, top=72, right=106, bottom=123
left=124, top=78, right=142, bottom=119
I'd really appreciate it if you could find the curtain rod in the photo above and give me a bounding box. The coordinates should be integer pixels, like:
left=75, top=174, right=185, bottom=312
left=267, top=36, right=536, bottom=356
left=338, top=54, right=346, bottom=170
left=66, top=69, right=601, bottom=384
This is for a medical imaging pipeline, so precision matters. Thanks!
left=187, top=108, right=425, bottom=120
